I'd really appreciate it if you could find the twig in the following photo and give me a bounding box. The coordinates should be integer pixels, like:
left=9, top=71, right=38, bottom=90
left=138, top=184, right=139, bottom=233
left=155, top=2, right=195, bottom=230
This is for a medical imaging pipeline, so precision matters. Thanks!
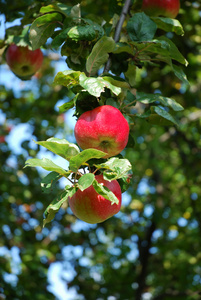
left=104, top=0, right=132, bottom=73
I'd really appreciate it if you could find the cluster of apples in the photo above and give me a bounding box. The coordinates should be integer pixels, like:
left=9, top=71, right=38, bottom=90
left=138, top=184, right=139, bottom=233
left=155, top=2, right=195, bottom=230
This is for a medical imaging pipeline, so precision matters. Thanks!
left=69, top=0, right=181, bottom=224
left=4, top=0, right=180, bottom=224
left=68, top=105, right=130, bottom=224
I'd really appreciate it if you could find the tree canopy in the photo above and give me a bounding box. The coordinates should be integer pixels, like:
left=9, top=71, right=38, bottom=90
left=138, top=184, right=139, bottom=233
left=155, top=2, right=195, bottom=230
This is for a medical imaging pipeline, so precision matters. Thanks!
left=0, top=0, right=201, bottom=299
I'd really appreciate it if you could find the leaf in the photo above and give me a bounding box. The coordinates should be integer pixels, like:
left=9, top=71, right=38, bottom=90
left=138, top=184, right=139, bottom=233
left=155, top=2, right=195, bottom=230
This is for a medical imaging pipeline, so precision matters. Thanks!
left=69, top=149, right=107, bottom=172
left=130, top=37, right=187, bottom=66
left=40, top=3, right=72, bottom=16
left=43, top=186, right=76, bottom=227
left=151, top=106, right=179, bottom=126
left=136, top=92, right=184, bottom=111
left=118, top=174, right=132, bottom=193
left=152, top=17, right=184, bottom=36
left=51, top=28, right=70, bottom=49
left=29, top=13, right=63, bottom=50
left=86, top=36, right=116, bottom=75
left=79, top=73, right=121, bottom=97
left=53, top=70, right=81, bottom=88
left=78, top=173, right=95, bottom=191
left=127, top=12, right=157, bottom=42
left=35, top=138, right=80, bottom=160
left=41, top=172, right=62, bottom=193
left=94, top=157, right=132, bottom=181
left=172, top=64, right=190, bottom=86
left=68, top=24, right=104, bottom=41
left=124, top=62, right=136, bottom=87
left=146, top=114, right=175, bottom=126
left=157, top=36, right=188, bottom=66
left=58, top=99, right=75, bottom=113
left=24, top=158, right=69, bottom=176
left=92, top=180, right=119, bottom=205
left=113, top=42, right=133, bottom=55
left=101, top=76, right=130, bottom=89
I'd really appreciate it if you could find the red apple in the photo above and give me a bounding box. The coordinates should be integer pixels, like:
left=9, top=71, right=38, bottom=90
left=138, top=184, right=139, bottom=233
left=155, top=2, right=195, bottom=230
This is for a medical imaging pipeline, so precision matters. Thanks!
left=142, top=0, right=180, bottom=19
left=5, top=44, right=43, bottom=80
left=68, top=174, right=122, bottom=224
left=0, top=136, right=6, bottom=143
left=74, top=105, right=129, bottom=158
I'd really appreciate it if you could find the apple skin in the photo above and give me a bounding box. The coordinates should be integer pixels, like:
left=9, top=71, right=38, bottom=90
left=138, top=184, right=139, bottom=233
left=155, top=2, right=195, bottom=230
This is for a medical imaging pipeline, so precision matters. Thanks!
left=142, top=0, right=180, bottom=18
left=5, top=44, right=43, bottom=80
left=68, top=175, right=122, bottom=224
left=74, top=105, right=129, bottom=158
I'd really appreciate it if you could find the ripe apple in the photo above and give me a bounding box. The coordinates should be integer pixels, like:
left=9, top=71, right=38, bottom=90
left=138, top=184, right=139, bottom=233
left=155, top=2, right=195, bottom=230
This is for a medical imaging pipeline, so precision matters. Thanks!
left=5, top=44, right=43, bottom=80
left=74, top=105, right=129, bottom=158
left=142, top=0, right=180, bottom=18
left=0, top=136, right=6, bottom=143
left=68, top=174, right=122, bottom=224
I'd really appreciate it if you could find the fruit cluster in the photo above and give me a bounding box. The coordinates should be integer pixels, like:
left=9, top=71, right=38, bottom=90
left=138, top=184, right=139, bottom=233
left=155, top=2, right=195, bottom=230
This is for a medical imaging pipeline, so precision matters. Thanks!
left=69, top=105, right=130, bottom=224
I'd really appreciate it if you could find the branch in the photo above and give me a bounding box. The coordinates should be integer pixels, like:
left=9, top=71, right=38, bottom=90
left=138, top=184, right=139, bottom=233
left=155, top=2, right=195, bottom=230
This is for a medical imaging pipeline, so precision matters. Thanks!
left=135, top=221, right=156, bottom=300
left=152, top=290, right=201, bottom=300
left=104, top=0, right=132, bottom=73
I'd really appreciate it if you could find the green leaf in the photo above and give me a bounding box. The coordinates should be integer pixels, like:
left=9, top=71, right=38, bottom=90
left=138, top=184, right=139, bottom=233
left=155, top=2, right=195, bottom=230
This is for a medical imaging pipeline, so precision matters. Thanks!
left=151, top=106, right=179, bottom=126
left=86, top=36, right=116, bottom=75
left=101, top=76, right=130, bottom=89
left=24, top=158, right=69, bottom=176
left=94, top=157, right=132, bottom=181
left=79, top=73, right=121, bottom=97
left=40, top=3, right=72, bottom=16
left=69, top=149, right=106, bottom=172
left=68, top=23, right=104, bottom=42
left=78, top=173, right=95, bottom=191
left=58, top=99, right=75, bottom=113
left=146, top=113, right=175, bottom=126
left=152, top=17, right=184, bottom=36
left=35, top=138, right=80, bottom=160
left=124, top=62, right=136, bottom=87
left=172, top=64, right=190, bottom=86
left=68, top=25, right=96, bottom=41
left=118, top=174, right=132, bottom=193
left=127, top=12, right=157, bottom=42
left=136, top=92, right=184, bottom=111
left=157, top=36, right=188, bottom=66
left=43, top=186, right=76, bottom=227
left=53, top=70, right=81, bottom=88
left=92, top=180, right=119, bottom=205
left=29, top=13, right=63, bottom=50
left=5, top=26, right=31, bottom=48
left=51, top=28, right=70, bottom=49
left=130, top=37, right=187, bottom=66
left=113, top=42, right=133, bottom=55
left=41, top=172, right=62, bottom=193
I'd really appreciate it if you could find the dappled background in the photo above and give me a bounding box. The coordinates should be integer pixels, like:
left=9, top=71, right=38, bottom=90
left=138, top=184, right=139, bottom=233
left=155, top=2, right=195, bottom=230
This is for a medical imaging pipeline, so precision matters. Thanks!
left=0, top=1, right=201, bottom=299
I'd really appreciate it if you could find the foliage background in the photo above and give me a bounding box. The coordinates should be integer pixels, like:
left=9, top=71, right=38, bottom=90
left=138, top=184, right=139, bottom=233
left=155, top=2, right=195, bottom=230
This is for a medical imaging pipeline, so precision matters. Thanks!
left=0, top=0, right=201, bottom=299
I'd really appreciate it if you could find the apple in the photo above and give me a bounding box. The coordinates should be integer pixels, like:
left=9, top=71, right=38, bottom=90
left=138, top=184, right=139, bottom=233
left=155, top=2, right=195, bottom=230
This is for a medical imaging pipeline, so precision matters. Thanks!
left=142, top=0, right=180, bottom=19
left=74, top=105, right=129, bottom=158
left=5, top=44, right=43, bottom=80
left=68, top=174, right=122, bottom=224
left=0, top=136, right=6, bottom=143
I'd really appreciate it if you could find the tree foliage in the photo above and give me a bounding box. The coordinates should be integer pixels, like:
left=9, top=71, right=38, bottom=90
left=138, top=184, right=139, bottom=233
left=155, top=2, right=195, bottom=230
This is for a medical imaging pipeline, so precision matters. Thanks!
left=0, top=0, right=201, bottom=299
